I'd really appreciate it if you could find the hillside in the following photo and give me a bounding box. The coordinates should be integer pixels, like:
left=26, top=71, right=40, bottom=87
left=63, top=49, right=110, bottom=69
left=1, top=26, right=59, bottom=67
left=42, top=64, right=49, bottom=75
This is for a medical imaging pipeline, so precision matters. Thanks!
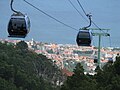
left=61, top=54, right=120, bottom=90
left=0, top=41, right=65, bottom=90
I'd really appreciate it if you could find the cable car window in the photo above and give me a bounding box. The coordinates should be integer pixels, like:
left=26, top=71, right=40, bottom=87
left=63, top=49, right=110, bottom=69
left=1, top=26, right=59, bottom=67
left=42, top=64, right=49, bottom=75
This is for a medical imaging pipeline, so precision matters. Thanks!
left=11, top=18, right=26, bottom=29
left=78, top=32, right=90, bottom=38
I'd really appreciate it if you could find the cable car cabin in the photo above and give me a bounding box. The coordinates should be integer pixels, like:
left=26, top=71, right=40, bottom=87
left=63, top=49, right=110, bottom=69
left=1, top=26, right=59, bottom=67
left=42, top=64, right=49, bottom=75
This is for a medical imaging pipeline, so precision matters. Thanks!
left=8, top=13, right=30, bottom=38
left=76, top=30, right=92, bottom=46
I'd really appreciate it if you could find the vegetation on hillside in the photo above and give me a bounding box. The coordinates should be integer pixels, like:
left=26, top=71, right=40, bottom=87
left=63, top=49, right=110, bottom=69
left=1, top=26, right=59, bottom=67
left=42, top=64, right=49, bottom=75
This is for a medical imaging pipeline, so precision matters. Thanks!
left=61, top=54, right=120, bottom=90
left=1, top=41, right=120, bottom=90
left=0, top=41, right=65, bottom=90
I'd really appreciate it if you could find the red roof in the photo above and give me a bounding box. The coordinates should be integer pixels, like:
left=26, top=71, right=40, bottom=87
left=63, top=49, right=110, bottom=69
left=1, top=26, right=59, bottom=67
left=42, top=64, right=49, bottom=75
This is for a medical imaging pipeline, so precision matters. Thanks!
left=61, top=68, right=74, bottom=76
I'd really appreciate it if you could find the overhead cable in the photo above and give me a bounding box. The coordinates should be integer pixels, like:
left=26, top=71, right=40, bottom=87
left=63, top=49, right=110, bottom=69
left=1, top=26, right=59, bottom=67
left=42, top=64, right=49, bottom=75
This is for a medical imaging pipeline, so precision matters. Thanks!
left=76, top=0, right=107, bottom=33
left=68, top=0, right=88, bottom=22
left=23, top=0, right=78, bottom=31
left=10, top=0, right=19, bottom=13
left=77, top=0, right=87, bottom=16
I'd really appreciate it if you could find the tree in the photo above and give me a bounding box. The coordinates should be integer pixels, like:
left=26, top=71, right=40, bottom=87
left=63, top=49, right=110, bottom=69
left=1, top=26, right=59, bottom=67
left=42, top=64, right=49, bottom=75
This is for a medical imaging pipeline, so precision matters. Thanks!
left=0, top=77, right=17, bottom=90
left=16, top=41, right=28, bottom=50
left=61, top=63, right=97, bottom=90
left=94, top=56, right=120, bottom=90
left=61, top=56, right=120, bottom=90
left=0, top=42, right=64, bottom=90
left=114, top=56, right=120, bottom=75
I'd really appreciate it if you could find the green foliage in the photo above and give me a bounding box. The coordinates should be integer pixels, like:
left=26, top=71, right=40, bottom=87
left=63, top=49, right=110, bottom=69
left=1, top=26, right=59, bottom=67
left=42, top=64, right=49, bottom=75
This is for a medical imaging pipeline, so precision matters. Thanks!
left=1, top=41, right=120, bottom=90
left=0, top=42, right=64, bottom=90
left=114, top=57, right=120, bottom=75
left=0, top=77, right=17, bottom=90
left=61, top=57, right=120, bottom=90
left=16, top=41, right=28, bottom=50
left=61, top=63, right=97, bottom=90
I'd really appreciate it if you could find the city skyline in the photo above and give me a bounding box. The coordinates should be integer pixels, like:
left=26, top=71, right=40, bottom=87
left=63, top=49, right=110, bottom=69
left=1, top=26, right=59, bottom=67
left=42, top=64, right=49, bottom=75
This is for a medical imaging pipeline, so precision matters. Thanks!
left=1, top=38, right=119, bottom=75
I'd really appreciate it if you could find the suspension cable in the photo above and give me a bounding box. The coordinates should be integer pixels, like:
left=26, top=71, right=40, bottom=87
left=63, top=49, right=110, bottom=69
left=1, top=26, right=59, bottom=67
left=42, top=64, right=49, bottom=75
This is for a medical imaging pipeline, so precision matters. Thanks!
left=76, top=0, right=95, bottom=30
left=83, top=14, right=92, bottom=29
left=23, top=0, right=78, bottom=31
left=76, top=0, right=112, bottom=47
left=68, top=0, right=88, bottom=22
left=10, top=0, right=19, bottom=13
left=68, top=0, right=93, bottom=30
left=76, top=0, right=107, bottom=33
left=91, top=20, right=107, bottom=33
left=76, top=0, right=87, bottom=16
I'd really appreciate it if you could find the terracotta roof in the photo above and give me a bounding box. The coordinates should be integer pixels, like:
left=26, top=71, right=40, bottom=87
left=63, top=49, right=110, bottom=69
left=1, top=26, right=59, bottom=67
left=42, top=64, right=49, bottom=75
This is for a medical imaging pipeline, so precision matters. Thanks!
left=61, top=68, right=74, bottom=76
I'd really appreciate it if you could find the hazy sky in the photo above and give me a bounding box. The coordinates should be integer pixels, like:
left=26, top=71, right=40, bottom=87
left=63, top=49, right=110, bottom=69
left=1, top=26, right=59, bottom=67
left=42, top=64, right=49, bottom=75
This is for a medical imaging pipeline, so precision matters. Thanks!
left=0, top=0, right=120, bottom=47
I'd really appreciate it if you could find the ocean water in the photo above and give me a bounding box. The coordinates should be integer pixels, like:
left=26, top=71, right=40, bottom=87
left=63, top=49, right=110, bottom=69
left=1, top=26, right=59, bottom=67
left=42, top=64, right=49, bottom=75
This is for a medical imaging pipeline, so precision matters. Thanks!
left=0, top=0, right=120, bottom=47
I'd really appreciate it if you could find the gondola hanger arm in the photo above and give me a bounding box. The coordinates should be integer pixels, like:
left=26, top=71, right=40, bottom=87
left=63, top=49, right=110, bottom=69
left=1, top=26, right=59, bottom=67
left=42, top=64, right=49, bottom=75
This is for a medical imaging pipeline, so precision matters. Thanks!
left=81, top=13, right=92, bottom=30
left=10, top=0, right=21, bottom=14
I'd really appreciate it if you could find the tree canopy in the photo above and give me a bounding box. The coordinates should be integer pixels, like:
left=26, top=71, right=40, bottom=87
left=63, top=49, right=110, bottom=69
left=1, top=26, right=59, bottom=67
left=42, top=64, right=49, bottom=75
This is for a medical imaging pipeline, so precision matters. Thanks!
left=0, top=41, right=64, bottom=90
left=61, top=55, right=120, bottom=90
left=1, top=41, right=120, bottom=90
